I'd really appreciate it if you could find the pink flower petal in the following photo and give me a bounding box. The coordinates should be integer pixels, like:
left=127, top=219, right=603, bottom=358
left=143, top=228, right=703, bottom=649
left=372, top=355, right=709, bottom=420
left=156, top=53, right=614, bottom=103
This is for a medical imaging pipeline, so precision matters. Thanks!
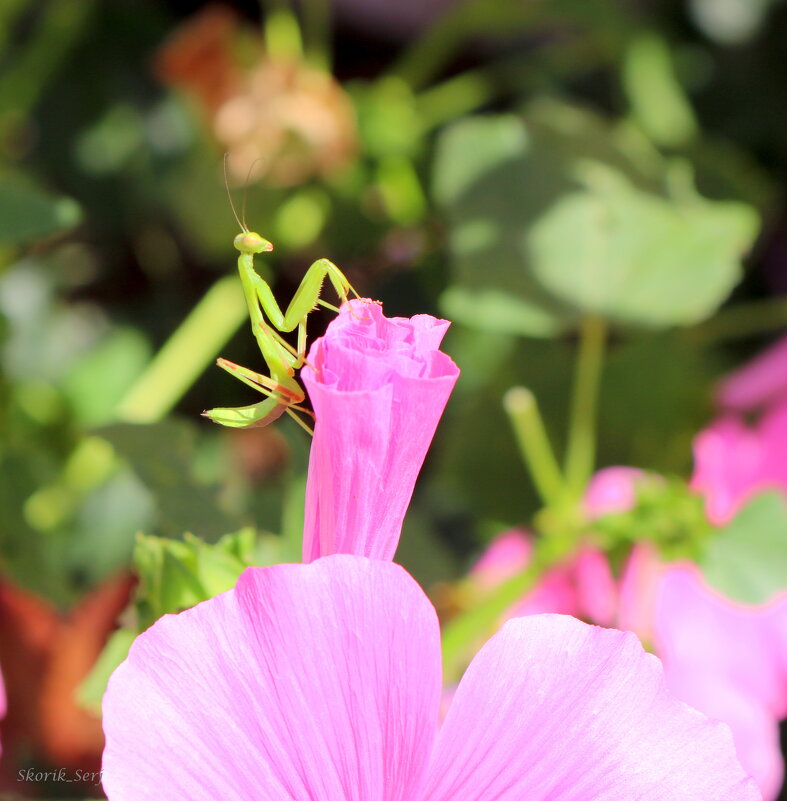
left=102, top=556, right=442, bottom=801
left=583, top=466, right=643, bottom=518
left=302, top=300, right=459, bottom=561
left=656, top=565, right=787, bottom=799
left=691, top=405, right=787, bottom=525
left=509, top=563, right=580, bottom=617
left=574, top=546, right=617, bottom=626
left=617, top=542, right=663, bottom=643
left=420, top=614, right=759, bottom=801
left=470, top=529, right=531, bottom=589
left=717, top=333, right=787, bottom=412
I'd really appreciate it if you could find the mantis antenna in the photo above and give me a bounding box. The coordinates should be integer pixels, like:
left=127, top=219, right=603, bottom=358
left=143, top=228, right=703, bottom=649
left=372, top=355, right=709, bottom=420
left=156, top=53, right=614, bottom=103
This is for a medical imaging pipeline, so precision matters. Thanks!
left=223, top=153, right=246, bottom=233
left=240, top=157, right=265, bottom=232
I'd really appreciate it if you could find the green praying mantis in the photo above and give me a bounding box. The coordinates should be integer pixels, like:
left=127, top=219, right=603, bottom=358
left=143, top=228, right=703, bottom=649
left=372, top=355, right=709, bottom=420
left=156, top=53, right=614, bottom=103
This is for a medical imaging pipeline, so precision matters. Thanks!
left=204, top=172, right=359, bottom=434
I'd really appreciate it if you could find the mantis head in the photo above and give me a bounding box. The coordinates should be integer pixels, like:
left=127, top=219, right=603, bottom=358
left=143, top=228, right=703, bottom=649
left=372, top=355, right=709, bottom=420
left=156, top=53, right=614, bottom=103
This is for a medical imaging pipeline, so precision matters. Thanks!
left=234, top=231, right=274, bottom=254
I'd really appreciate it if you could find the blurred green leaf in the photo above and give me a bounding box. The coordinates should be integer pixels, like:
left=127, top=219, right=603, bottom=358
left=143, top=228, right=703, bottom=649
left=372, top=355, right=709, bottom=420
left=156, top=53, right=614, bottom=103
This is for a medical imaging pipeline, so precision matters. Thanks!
left=529, top=165, right=759, bottom=326
left=98, top=419, right=238, bottom=540
left=440, top=286, right=568, bottom=338
left=701, top=492, right=787, bottom=605
left=352, top=77, right=423, bottom=160
left=623, top=33, right=698, bottom=148
left=433, top=112, right=577, bottom=336
left=134, top=528, right=256, bottom=629
left=434, top=101, right=760, bottom=333
left=62, top=327, right=151, bottom=425
left=0, top=179, right=81, bottom=245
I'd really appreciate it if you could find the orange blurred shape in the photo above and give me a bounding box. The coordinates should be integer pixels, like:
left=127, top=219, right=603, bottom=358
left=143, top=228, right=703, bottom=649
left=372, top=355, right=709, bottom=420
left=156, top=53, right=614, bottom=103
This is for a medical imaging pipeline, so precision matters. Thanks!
left=155, top=5, right=358, bottom=188
left=155, top=4, right=242, bottom=113
left=217, top=59, right=358, bottom=187
left=0, top=573, right=134, bottom=787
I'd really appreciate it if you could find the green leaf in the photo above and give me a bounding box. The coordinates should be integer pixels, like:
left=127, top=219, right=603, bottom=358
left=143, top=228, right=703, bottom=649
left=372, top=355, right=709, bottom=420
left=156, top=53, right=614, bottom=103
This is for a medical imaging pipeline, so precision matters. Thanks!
left=98, top=419, right=238, bottom=540
left=528, top=165, right=760, bottom=327
left=61, top=327, right=151, bottom=426
left=433, top=111, right=576, bottom=335
left=433, top=101, right=760, bottom=332
left=439, top=286, right=570, bottom=338
left=622, top=33, right=698, bottom=148
left=133, top=529, right=255, bottom=629
left=701, top=492, right=787, bottom=605
left=0, top=178, right=81, bottom=245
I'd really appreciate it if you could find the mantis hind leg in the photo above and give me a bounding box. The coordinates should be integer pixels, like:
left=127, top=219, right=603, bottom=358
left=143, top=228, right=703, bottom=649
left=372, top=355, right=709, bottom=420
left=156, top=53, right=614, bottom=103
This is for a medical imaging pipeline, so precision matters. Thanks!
left=205, top=362, right=313, bottom=429
left=204, top=395, right=288, bottom=429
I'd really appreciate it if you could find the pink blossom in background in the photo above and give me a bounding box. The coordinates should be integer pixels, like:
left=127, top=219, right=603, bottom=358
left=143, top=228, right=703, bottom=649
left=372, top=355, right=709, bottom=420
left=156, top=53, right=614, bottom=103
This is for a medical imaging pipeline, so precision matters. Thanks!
left=471, top=464, right=787, bottom=798
left=587, top=467, right=787, bottom=798
left=691, top=402, right=787, bottom=525
left=102, top=556, right=758, bottom=801
left=469, top=530, right=577, bottom=617
left=301, top=300, right=459, bottom=561
left=583, top=466, right=645, bottom=518
left=656, top=565, right=787, bottom=800
left=471, top=530, right=617, bottom=623
left=717, top=333, right=787, bottom=412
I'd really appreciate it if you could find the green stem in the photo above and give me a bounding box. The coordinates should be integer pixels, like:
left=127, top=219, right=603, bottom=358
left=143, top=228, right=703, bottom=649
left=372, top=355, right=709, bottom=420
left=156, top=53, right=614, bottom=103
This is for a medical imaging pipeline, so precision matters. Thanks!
left=504, top=386, right=564, bottom=507
left=564, top=316, right=606, bottom=499
left=692, top=297, right=787, bottom=344
left=415, top=69, right=495, bottom=130
left=115, top=275, right=247, bottom=424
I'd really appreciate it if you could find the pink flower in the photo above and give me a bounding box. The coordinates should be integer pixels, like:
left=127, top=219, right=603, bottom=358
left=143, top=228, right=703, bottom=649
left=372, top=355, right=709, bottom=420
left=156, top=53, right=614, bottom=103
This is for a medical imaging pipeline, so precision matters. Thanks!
left=470, top=530, right=616, bottom=623
left=717, top=333, right=787, bottom=412
left=301, top=300, right=459, bottom=561
left=691, top=402, right=787, bottom=525
left=102, top=556, right=757, bottom=801
left=472, top=465, right=787, bottom=798
left=656, top=565, right=787, bottom=801
left=584, top=466, right=645, bottom=518
left=586, top=468, right=787, bottom=797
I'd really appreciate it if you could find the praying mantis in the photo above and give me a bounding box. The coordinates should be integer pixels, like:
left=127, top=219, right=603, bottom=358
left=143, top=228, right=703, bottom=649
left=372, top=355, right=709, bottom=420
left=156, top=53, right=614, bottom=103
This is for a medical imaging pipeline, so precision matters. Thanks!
left=204, top=177, right=358, bottom=434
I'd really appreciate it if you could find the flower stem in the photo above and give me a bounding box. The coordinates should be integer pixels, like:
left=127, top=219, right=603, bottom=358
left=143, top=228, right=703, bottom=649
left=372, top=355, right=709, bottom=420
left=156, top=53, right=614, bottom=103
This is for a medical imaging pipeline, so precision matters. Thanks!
left=564, top=316, right=607, bottom=499
left=504, top=386, right=564, bottom=508
left=415, top=69, right=495, bottom=131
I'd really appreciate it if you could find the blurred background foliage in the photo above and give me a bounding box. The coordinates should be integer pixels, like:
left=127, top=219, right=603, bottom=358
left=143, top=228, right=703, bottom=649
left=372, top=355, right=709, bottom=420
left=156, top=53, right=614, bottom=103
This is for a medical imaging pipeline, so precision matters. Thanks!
left=1, top=0, right=787, bottom=796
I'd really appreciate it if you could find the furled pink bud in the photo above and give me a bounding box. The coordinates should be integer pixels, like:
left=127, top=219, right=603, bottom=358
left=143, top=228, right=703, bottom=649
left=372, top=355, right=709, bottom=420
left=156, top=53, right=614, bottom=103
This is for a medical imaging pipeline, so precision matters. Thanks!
left=302, top=300, right=459, bottom=561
